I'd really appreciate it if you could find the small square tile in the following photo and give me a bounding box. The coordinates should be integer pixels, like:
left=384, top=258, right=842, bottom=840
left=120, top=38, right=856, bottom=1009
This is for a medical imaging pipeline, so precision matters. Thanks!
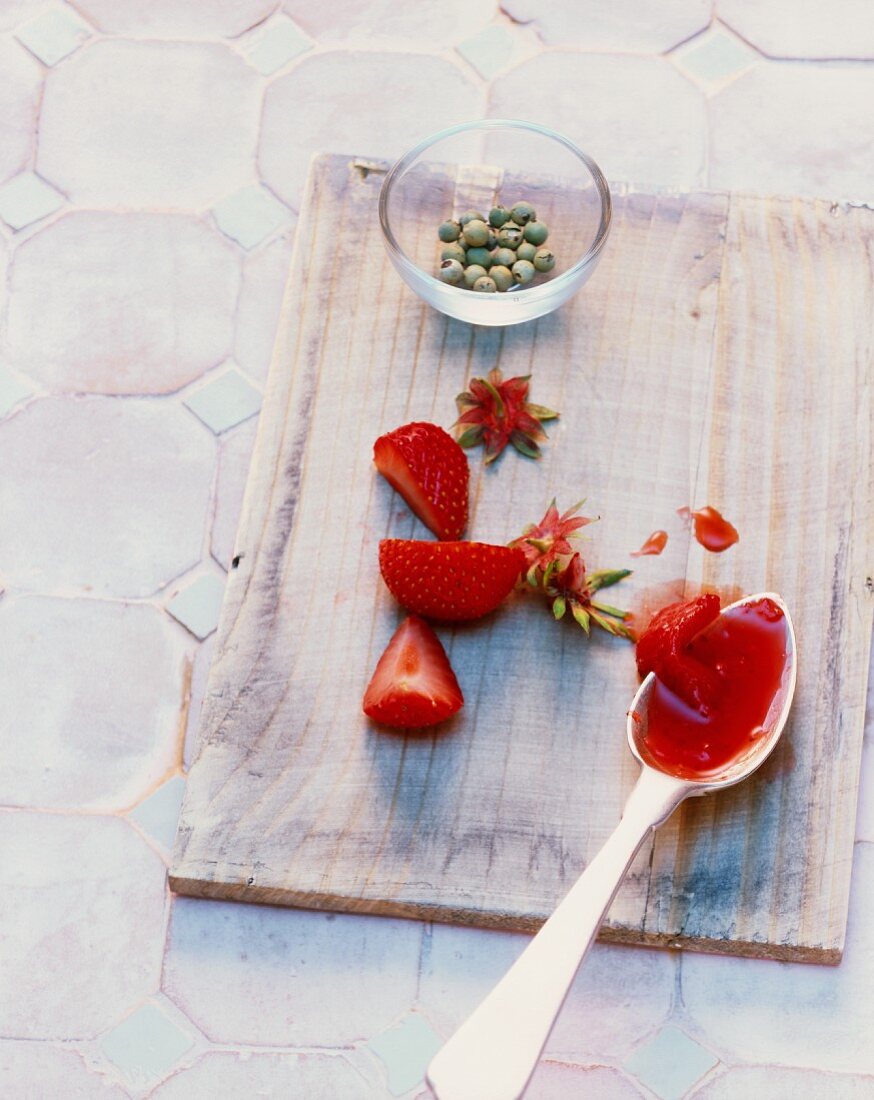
left=367, top=1013, right=443, bottom=1096
left=0, top=366, right=33, bottom=418
left=0, top=171, right=64, bottom=231
left=245, top=15, right=311, bottom=76
left=129, top=775, right=186, bottom=850
left=166, top=573, right=226, bottom=641
left=15, top=6, right=91, bottom=66
left=456, top=24, right=515, bottom=80
left=213, top=183, right=292, bottom=250
left=183, top=365, right=261, bottom=435
left=672, top=26, right=756, bottom=93
left=101, top=1001, right=194, bottom=1087
left=622, top=1025, right=719, bottom=1100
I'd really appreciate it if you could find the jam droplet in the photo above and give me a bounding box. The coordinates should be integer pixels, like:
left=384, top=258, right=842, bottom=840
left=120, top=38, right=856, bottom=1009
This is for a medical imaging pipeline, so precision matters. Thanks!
left=631, top=530, right=668, bottom=557
left=689, top=505, right=739, bottom=553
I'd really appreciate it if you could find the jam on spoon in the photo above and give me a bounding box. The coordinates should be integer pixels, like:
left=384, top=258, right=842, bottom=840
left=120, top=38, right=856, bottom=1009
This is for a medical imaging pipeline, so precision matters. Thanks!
left=635, top=594, right=790, bottom=778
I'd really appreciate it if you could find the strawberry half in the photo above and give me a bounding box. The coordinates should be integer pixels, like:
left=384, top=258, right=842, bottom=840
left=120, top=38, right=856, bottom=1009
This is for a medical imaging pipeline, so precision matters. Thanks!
left=379, top=539, right=525, bottom=622
left=363, top=615, right=463, bottom=728
left=374, top=422, right=469, bottom=540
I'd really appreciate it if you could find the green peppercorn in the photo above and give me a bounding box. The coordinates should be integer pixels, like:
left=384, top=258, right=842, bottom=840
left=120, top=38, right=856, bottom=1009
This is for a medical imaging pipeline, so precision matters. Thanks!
left=438, top=220, right=461, bottom=243
left=462, top=219, right=489, bottom=247
left=510, top=201, right=536, bottom=226
left=490, top=265, right=513, bottom=292
left=523, top=221, right=548, bottom=245
left=463, top=263, right=488, bottom=288
left=511, top=259, right=535, bottom=285
left=515, top=241, right=537, bottom=262
left=493, top=247, right=516, bottom=267
left=533, top=247, right=555, bottom=272
left=497, top=226, right=523, bottom=249
left=441, top=242, right=467, bottom=264
left=489, top=205, right=510, bottom=228
left=473, top=275, right=497, bottom=293
left=459, top=209, right=486, bottom=226
left=465, top=246, right=492, bottom=269
left=439, top=258, right=464, bottom=284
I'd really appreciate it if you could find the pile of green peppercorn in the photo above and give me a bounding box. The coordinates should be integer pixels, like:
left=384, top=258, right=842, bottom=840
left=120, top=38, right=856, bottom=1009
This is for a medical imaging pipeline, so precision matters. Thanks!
left=436, top=201, right=555, bottom=293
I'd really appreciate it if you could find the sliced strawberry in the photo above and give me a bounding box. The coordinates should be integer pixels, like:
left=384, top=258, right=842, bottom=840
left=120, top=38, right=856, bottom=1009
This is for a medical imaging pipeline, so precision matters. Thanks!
left=636, top=594, right=722, bottom=713
left=363, top=615, right=463, bottom=728
left=374, top=422, right=469, bottom=540
left=379, top=539, right=525, bottom=622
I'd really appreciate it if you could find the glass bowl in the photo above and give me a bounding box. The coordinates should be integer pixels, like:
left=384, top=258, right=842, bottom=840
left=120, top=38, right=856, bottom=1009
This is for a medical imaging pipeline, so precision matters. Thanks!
left=379, top=119, right=611, bottom=327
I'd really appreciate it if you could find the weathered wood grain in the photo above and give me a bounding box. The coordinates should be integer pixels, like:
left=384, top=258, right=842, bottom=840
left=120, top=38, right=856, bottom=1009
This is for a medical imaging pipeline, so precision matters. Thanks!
left=171, top=155, right=873, bottom=963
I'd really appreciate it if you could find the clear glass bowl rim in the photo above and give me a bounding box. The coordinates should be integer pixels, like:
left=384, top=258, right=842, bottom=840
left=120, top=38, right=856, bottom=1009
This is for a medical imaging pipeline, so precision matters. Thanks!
left=378, top=119, right=612, bottom=305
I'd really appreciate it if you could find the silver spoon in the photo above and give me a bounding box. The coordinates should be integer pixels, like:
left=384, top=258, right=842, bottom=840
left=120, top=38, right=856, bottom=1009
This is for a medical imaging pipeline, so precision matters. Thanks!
left=427, top=592, right=796, bottom=1100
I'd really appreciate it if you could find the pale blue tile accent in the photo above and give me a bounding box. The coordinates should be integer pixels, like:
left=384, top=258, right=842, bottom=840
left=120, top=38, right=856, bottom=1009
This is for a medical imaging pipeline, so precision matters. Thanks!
left=166, top=573, right=226, bottom=641
left=246, top=16, right=312, bottom=76
left=183, top=365, right=261, bottom=434
left=15, top=6, right=91, bottom=66
left=623, top=1024, right=719, bottom=1100
left=456, top=24, right=515, bottom=80
left=0, top=172, right=64, bottom=231
left=674, top=28, right=755, bottom=90
left=129, top=775, right=186, bottom=851
left=0, top=366, right=33, bottom=418
left=367, top=1012, right=443, bottom=1096
left=101, top=1002, right=194, bottom=1087
left=213, top=184, right=292, bottom=250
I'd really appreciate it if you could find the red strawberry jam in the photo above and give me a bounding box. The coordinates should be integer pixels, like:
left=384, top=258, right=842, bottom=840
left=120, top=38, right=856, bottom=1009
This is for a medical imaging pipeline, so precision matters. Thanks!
left=635, top=596, right=790, bottom=778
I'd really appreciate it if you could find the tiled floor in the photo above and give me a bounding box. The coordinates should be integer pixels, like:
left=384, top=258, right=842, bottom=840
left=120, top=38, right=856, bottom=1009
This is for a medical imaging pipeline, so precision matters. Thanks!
left=0, top=1, right=872, bottom=1097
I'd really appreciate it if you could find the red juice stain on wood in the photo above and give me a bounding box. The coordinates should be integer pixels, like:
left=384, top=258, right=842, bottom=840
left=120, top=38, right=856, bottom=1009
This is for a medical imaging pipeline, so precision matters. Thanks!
left=678, top=505, right=740, bottom=552
left=631, top=530, right=668, bottom=557
left=638, top=597, right=790, bottom=779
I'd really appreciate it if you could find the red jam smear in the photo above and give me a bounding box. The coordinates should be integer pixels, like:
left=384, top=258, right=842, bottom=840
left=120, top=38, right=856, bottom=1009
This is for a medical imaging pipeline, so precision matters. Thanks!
left=631, top=530, right=668, bottom=557
left=635, top=596, right=789, bottom=778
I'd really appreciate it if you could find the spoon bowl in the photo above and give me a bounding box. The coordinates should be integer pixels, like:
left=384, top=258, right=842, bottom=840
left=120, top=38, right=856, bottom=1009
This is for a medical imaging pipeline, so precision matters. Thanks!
left=428, top=592, right=796, bottom=1100
left=628, top=590, right=797, bottom=791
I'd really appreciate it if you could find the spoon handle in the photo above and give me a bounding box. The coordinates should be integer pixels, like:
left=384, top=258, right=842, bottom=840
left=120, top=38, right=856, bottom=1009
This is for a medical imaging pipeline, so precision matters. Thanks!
left=427, top=767, right=689, bottom=1100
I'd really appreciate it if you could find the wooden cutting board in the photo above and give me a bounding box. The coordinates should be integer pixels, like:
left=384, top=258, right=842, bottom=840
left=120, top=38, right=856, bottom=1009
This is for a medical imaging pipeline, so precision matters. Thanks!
left=171, top=154, right=873, bottom=963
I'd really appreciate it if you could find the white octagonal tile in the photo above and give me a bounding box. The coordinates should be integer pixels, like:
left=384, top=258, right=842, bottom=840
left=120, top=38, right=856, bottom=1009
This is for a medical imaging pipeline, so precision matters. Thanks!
left=500, top=0, right=711, bottom=53
left=233, top=230, right=295, bottom=385
left=163, top=899, right=422, bottom=1046
left=490, top=53, right=707, bottom=188
left=259, top=50, right=477, bottom=208
left=0, top=397, right=215, bottom=598
left=73, top=0, right=276, bottom=38
left=282, top=0, right=495, bottom=48
left=151, top=1050, right=385, bottom=1099
left=709, top=64, right=874, bottom=199
left=0, top=597, right=189, bottom=811
left=37, top=40, right=261, bottom=207
left=719, top=0, right=874, bottom=60
left=0, top=814, right=166, bottom=1039
left=6, top=212, right=241, bottom=394
left=212, top=418, right=259, bottom=568
left=0, top=1040, right=128, bottom=1098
